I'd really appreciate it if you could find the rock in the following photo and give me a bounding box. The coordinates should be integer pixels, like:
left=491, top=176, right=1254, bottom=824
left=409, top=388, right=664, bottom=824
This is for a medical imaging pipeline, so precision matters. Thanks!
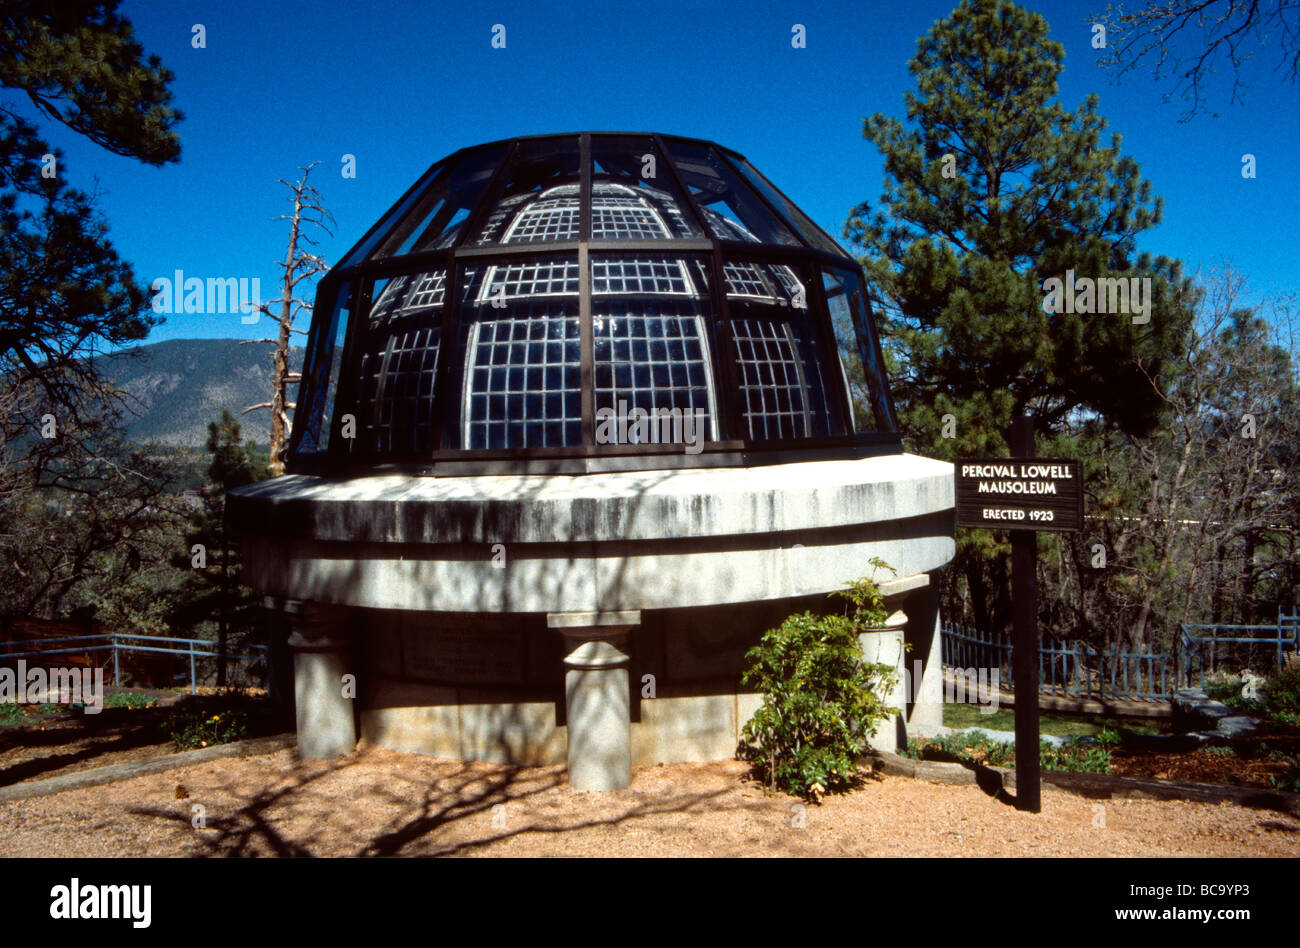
left=1214, top=716, right=1258, bottom=738
left=942, top=726, right=1067, bottom=747
left=1172, top=688, right=1236, bottom=733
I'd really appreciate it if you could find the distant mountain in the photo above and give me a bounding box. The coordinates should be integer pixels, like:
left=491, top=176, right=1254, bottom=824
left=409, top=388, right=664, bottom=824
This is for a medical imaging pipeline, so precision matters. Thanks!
left=99, top=338, right=304, bottom=448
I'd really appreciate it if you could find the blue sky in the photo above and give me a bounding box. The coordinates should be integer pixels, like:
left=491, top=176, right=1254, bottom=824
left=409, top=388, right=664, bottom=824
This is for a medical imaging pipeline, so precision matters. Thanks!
left=39, top=0, right=1300, bottom=345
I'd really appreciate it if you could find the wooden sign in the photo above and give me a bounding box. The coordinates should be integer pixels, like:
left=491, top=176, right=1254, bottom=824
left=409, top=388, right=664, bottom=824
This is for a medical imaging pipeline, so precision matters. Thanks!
left=954, top=458, right=1083, bottom=532
left=953, top=420, right=1086, bottom=813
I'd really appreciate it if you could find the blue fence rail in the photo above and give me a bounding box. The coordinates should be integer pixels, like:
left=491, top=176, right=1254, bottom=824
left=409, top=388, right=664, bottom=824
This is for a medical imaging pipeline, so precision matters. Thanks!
left=0, top=633, right=268, bottom=695
left=942, top=610, right=1299, bottom=703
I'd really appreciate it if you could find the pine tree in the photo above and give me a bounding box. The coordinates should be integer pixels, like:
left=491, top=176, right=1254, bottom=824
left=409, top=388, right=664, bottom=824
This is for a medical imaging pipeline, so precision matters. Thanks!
left=0, top=0, right=182, bottom=496
left=171, top=411, right=268, bottom=687
left=845, top=0, right=1196, bottom=633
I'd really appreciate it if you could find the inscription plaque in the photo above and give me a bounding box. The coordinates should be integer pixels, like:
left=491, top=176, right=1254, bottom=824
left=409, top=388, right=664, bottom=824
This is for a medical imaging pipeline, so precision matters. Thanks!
left=403, top=616, right=526, bottom=685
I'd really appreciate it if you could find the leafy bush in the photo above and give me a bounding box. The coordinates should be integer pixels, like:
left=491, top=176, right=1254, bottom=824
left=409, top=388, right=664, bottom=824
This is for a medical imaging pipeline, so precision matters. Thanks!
left=1262, top=664, right=1300, bottom=721
left=1199, top=745, right=1235, bottom=758
left=905, top=731, right=1015, bottom=767
left=904, top=733, right=1111, bottom=773
left=105, top=691, right=158, bottom=710
left=1203, top=674, right=1244, bottom=704
left=1041, top=740, right=1112, bottom=774
left=0, top=702, right=22, bottom=725
left=1272, top=753, right=1300, bottom=793
left=738, top=564, right=899, bottom=801
left=168, top=706, right=248, bottom=751
left=1096, top=728, right=1121, bottom=748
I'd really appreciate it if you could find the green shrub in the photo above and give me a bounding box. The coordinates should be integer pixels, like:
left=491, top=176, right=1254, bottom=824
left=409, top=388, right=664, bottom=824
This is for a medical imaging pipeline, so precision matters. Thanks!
left=1096, top=728, right=1121, bottom=749
left=1263, top=664, right=1300, bottom=720
left=1041, top=740, right=1112, bottom=773
left=1199, top=745, right=1235, bottom=758
left=904, top=731, right=1015, bottom=767
left=168, top=706, right=248, bottom=751
left=0, top=702, right=22, bottom=725
left=1203, top=674, right=1243, bottom=704
left=1272, top=753, right=1300, bottom=793
left=738, top=564, right=899, bottom=801
left=904, top=734, right=1111, bottom=773
left=105, top=692, right=158, bottom=710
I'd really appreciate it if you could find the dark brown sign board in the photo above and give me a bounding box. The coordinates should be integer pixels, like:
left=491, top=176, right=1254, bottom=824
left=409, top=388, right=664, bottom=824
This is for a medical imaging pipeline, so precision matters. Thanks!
left=954, top=423, right=1085, bottom=814
left=954, top=458, right=1083, bottom=533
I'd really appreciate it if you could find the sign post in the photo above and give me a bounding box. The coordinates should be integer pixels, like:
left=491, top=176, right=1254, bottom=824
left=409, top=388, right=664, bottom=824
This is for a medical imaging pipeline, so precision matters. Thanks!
left=1009, top=417, right=1041, bottom=813
left=954, top=416, right=1083, bottom=814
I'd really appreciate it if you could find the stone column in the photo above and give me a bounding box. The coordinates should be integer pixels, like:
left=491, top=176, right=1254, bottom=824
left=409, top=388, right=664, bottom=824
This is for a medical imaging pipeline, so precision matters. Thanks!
left=858, top=607, right=910, bottom=754
left=548, top=611, right=639, bottom=791
left=281, top=599, right=355, bottom=759
left=902, top=581, right=945, bottom=739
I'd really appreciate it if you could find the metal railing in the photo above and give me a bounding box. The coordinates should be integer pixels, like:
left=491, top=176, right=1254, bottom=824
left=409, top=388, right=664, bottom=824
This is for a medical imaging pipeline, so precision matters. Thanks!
left=942, top=609, right=1299, bottom=703
left=0, top=633, right=268, bottom=695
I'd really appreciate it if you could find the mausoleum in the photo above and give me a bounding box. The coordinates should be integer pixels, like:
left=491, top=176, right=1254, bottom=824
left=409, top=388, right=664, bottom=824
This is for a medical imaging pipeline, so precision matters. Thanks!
left=228, top=132, right=955, bottom=789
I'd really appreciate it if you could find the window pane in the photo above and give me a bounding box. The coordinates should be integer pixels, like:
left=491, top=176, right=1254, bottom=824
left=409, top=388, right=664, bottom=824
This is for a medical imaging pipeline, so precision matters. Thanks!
left=455, top=257, right=582, bottom=449
left=294, top=283, right=353, bottom=454
left=474, top=137, right=582, bottom=245
left=724, top=260, right=832, bottom=440
left=357, top=270, right=446, bottom=454
left=376, top=145, right=509, bottom=257
left=592, top=255, right=716, bottom=449
left=723, top=152, right=846, bottom=256
left=590, top=135, right=701, bottom=238
left=822, top=267, right=897, bottom=432
left=661, top=139, right=799, bottom=246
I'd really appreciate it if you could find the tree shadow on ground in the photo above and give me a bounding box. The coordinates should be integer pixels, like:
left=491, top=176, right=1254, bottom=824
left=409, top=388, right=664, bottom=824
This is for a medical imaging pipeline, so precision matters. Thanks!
left=123, top=748, right=752, bottom=857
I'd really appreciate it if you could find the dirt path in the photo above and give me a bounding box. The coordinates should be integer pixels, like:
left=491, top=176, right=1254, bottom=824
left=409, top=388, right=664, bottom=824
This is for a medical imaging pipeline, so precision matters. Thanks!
left=0, top=742, right=1296, bottom=857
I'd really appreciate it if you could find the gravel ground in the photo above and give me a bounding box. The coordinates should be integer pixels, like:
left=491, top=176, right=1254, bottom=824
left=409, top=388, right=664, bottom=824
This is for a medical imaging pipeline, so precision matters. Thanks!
left=1, top=741, right=1296, bottom=857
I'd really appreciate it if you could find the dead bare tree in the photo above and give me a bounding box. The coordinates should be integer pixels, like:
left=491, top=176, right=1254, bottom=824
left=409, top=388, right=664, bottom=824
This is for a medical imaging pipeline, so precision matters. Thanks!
left=1092, top=0, right=1300, bottom=120
left=1044, top=266, right=1298, bottom=673
left=1116, top=267, right=1297, bottom=652
left=243, top=163, right=335, bottom=475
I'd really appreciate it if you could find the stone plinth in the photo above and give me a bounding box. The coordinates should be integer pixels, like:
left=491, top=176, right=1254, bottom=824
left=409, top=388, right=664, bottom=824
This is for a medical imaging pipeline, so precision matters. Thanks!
left=281, top=600, right=355, bottom=759
left=550, top=611, right=638, bottom=791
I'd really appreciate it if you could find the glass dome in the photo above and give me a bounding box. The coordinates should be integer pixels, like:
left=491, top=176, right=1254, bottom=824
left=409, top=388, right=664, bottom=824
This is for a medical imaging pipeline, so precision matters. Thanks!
left=289, top=132, right=899, bottom=474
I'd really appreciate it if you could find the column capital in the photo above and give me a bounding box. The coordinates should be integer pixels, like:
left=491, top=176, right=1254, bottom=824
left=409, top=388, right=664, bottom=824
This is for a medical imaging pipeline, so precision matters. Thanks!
left=274, top=599, right=350, bottom=651
left=561, top=633, right=631, bottom=670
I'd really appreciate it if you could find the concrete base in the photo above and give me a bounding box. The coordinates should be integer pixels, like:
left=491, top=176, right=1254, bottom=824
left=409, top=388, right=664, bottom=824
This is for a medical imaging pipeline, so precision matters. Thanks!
left=364, top=684, right=767, bottom=768
left=231, top=455, right=956, bottom=615
left=859, top=608, right=910, bottom=754
left=284, top=601, right=356, bottom=759
left=353, top=579, right=947, bottom=768
left=361, top=680, right=565, bottom=764
left=553, top=614, right=635, bottom=791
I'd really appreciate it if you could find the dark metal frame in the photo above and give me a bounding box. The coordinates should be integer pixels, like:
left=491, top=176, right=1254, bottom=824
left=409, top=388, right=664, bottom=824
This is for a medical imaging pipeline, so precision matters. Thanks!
left=288, top=132, right=902, bottom=476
